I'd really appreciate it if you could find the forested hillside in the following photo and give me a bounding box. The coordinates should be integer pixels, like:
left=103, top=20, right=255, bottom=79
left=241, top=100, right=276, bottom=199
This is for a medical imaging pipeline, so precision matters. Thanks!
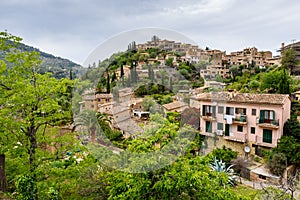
left=0, top=39, right=85, bottom=79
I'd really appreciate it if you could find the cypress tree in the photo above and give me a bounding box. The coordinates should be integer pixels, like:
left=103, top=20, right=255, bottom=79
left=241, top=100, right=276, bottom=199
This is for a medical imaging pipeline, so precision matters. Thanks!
left=107, top=73, right=110, bottom=94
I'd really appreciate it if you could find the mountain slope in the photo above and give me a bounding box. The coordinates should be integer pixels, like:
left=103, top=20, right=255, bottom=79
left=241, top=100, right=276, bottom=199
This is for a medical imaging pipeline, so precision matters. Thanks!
left=2, top=41, right=85, bottom=79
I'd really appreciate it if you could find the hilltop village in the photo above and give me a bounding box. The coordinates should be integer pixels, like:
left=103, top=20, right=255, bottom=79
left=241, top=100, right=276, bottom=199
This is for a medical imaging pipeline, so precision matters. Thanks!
left=78, top=36, right=300, bottom=186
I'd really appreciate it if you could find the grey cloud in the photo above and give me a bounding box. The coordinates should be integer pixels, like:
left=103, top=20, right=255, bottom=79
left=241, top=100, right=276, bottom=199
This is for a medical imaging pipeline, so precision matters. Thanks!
left=1, top=0, right=300, bottom=64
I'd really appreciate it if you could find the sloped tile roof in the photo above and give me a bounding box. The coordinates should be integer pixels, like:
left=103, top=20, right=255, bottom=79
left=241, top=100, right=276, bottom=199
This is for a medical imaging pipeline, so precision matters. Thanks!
left=163, top=101, right=188, bottom=110
left=191, top=92, right=289, bottom=105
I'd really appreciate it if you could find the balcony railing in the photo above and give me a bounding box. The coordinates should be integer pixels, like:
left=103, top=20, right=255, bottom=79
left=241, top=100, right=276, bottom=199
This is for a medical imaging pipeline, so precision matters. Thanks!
left=224, top=133, right=247, bottom=143
left=233, top=114, right=247, bottom=124
left=257, top=118, right=279, bottom=128
left=201, top=113, right=216, bottom=121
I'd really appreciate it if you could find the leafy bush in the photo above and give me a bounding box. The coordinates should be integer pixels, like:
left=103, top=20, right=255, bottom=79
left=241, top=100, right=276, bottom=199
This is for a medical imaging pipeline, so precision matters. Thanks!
left=15, top=174, right=37, bottom=200
left=268, top=152, right=287, bottom=176
left=209, top=146, right=238, bottom=166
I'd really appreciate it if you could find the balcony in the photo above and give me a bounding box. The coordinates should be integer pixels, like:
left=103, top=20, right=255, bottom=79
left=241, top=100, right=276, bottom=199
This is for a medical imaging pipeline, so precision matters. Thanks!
left=224, top=133, right=247, bottom=143
left=233, top=115, right=247, bottom=125
left=199, top=128, right=215, bottom=137
left=257, top=118, right=279, bottom=129
left=201, top=113, right=216, bottom=121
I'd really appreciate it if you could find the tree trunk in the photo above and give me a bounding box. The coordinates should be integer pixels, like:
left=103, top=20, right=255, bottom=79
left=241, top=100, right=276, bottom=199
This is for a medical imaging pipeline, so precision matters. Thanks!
left=91, top=126, right=96, bottom=144
left=28, top=128, right=38, bottom=200
left=0, top=154, right=7, bottom=192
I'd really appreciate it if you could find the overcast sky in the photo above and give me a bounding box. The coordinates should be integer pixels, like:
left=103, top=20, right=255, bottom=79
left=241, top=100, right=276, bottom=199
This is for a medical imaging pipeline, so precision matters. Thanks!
left=1, top=0, right=300, bottom=65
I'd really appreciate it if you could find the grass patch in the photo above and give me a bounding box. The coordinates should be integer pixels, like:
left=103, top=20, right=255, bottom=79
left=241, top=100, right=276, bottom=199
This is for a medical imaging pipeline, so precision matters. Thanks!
left=235, top=184, right=259, bottom=199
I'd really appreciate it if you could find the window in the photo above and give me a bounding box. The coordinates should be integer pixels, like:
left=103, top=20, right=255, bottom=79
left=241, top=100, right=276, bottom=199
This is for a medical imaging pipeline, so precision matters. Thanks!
left=218, top=106, right=224, bottom=114
left=226, top=107, right=234, bottom=115
left=263, top=129, right=272, bottom=143
left=260, top=110, right=275, bottom=123
left=206, top=121, right=212, bottom=133
left=217, top=123, right=223, bottom=130
left=202, top=105, right=216, bottom=117
left=258, top=174, right=267, bottom=180
left=252, top=109, right=256, bottom=116
left=251, top=127, right=255, bottom=134
left=235, top=108, right=246, bottom=115
left=237, top=125, right=243, bottom=132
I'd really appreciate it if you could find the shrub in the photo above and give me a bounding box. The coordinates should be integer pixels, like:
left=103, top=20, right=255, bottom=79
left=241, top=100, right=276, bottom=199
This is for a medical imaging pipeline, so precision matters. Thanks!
left=268, top=153, right=287, bottom=176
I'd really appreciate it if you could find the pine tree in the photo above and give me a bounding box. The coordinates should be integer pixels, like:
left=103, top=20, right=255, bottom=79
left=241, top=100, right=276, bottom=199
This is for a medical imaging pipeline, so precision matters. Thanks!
left=107, top=73, right=110, bottom=94
left=120, top=64, right=124, bottom=77
left=169, top=77, right=173, bottom=92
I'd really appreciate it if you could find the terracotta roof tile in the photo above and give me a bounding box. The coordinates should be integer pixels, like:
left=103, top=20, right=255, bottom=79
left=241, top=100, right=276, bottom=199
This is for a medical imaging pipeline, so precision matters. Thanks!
left=163, top=101, right=188, bottom=110
left=191, top=92, right=289, bottom=105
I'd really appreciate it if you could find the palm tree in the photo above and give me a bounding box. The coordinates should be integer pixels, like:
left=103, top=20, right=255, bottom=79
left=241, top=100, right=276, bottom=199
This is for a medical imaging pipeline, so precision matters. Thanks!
left=209, top=157, right=237, bottom=186
left=96, top=112, right=112, bottom=127
left=73, top=110, right=101, bottom=144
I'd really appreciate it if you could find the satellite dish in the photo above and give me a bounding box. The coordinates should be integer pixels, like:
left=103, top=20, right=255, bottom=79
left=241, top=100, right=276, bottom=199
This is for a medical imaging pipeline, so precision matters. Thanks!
left=244, top=146, right=250, bottom=153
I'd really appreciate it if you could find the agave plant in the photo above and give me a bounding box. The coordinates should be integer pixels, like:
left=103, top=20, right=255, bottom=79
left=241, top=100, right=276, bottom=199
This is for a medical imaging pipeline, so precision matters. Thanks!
left=209, top=157, right=237, bottom=186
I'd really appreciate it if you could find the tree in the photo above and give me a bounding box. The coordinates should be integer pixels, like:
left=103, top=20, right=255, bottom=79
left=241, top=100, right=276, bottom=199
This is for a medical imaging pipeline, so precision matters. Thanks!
left=274, top=117, right=300, bottom=165
left=0, top=32, right=74, bottom=199
left=106, top=72, right=110, bottom=94
left=74, top=110, right=101, bottom=144
left=148, top=65, right=155, bottom=83
left=165, top=57, right=173, bottom=67
left=229, top=65, right=241, bottom=81
left=0, top=154, right=6, bottom=192
left=260, top=69, right=291, bottom=94
left=268, top=153, right=287, bottom=176
left=169, top=77, right=173, bottom=92
left=209, top=146, right=238, bottom=166
left=281, top=49, right=298, bottom=75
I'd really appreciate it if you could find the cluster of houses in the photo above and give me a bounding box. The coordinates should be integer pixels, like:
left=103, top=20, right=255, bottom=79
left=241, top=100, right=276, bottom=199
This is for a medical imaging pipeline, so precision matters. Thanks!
left=79, top=85, right=295, bottom=183
left=80, top=87, right=291, bottom=153
left=78, top=37, right=300, bottom=183
left=136, top=36, right=300, bottom=79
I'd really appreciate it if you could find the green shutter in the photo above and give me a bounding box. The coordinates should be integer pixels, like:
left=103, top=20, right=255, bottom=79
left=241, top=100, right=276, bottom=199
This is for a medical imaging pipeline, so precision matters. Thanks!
left=206, top=121, right=212, bottom=133
left=260, top=110, right=265, bottom=123
left=263, top=129, right=272, bottom=143
left=260, top=110, right=264, bottom=120
left=225, top=124, right=230, bottom=136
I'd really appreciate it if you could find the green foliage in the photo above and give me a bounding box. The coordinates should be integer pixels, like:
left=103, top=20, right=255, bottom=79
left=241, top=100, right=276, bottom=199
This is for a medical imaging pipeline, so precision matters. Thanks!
left=229, top=65, right=242, bottom=80
left=165, top=57, right=173, bottom=67
left=209, top=146, right=238, bottom=166
left=209, top=157, right=237, bottom=186
left=141, top=97, right=163, bottom=114
left=257, top=186, right=294, bottom=200
left=46, top=187, right=59, bottom=200
left=0, top=32, right=76, bottom=198
left=273, top=117, right=300, bottom=165
left=134, top=83, right=172, bottom=96
left=268, top=153, right=287, bottom=176
left=15, top=174, right=37, bottom=200
left=281, top=49, right=298, bottom=74
left=226, top=63, right=295, bottom=94
left=104, top=157, right=244, bottom=200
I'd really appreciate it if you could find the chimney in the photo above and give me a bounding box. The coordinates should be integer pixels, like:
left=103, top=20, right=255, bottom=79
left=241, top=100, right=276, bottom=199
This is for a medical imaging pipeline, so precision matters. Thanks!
left=228, top=89, right=234, bottom=99
left=281, top=42, right=285, bottom=49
